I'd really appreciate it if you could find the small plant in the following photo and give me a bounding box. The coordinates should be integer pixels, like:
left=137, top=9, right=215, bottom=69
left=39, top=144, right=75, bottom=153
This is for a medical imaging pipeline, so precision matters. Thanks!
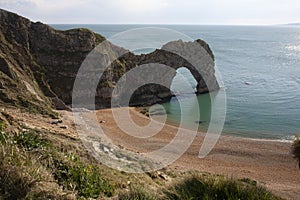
left=292, top=135, right=300, bottom=169
left=52, top=154, right=114, bottom=198
left=118, top=186, right=158, bottom=200
left=0, top=119, right=5, bottom=131
left=0, top=120, right=9, bottom=144
left=0, top=121, right=7, bottom=144
left=0, top=131, right=9, bottom=144
left=13, top=131, right=49, bottom=151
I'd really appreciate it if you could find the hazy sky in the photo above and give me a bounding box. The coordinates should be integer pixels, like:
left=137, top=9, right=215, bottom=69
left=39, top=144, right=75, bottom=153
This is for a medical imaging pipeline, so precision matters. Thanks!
left=0, top=0, right=300, bottom=25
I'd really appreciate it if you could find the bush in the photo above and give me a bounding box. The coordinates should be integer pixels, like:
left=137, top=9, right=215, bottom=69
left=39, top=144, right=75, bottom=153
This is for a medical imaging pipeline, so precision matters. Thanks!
left=13, top=131, right=49, bottom=151
left=292, top=135, right=300, bottom=169
left=163, top=174, right=281, bottom=200
left=51, top=154, right=114, bottom=198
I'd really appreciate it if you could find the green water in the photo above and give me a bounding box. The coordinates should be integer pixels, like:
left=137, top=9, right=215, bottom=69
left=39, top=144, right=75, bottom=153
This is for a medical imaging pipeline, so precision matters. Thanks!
left=162, top=93, right=212, bottom=132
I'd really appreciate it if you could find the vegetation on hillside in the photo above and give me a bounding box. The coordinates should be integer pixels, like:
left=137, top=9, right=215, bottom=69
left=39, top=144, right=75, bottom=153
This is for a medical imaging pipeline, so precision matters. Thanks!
left=119, top=174, right=281, bottom=200
left=0, top=118, right=282, bottom=199
left=161, top=174, right=280, bottom=200
left=0, top=119, right=114, bottom=199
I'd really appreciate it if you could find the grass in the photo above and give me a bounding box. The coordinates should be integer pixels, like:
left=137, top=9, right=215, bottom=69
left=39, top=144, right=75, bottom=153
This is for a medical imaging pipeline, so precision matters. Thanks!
left=163, top=173, right=281, bottom=200
left=50, top=154, right=114, bottom=198
left=0, top=119, right=115, bottom=199
left=0, top=122, right=8, bottom=144
left=118, top=173, right=281, bottom=200
left=118, top=186, right=159, bottom=200
left=0, top=145, right=39, bottom=199
left=0, top=118, right=283, bottom=200
left=13, top=131, right=49, bottom=151
left=0, top=127, right=46, bottom=199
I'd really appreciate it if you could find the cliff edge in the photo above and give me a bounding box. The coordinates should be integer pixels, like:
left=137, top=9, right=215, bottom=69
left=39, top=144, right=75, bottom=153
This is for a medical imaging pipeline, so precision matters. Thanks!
left=0, top=9, right=219, bottom=112
left=0, top=9, right=104, bottom=114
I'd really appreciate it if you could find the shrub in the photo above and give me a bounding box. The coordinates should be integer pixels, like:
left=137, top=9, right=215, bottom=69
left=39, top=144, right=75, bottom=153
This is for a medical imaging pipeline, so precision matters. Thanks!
left=292, top=135, right=300, bottom=169
left=13, top=131, right=49, bottom=151
left=51, top=154, right=114, bottom=198
left=163, top=174, right=281, bottom=200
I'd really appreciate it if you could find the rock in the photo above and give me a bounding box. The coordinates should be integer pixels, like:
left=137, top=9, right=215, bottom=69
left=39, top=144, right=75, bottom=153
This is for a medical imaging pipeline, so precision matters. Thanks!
left=18, top=121, right=29, bottom=127
left=195, top=120, right=206, bottom=124
left=59, top=125, right=68, bottom=129
left=0, top=9, right=104, bottom=113
left=159, top=174, right=170, bottom=181
left=99, top=120, right=106, bottom=123
left=0, top=8, right=219, bottom=111
left=0, top=9, right=58, bottom=116
left=51, top=97, right=71, bottom=111
left=157, top=171, right=171, bottom=181
left=51, top=119, right=63, bottom=125
left=18, top=121, right=36, bottom=129
left=103, top=146, right=110, bottom=153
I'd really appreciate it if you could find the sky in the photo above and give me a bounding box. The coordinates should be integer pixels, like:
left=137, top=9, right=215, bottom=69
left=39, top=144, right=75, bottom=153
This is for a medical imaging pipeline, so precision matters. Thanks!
left=0, top=0, right=300, bottom=25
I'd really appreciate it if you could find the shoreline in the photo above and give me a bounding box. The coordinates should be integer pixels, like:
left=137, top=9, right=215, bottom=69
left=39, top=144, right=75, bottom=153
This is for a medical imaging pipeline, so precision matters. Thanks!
left=135, top=106, right=295, bottom=143
left=95, top=107, right=300, bottom=199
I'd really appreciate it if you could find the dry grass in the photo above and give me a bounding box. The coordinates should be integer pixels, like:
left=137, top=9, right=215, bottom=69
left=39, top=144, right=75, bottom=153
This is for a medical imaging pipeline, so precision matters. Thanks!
left=0, top=117, right=284, bottom=200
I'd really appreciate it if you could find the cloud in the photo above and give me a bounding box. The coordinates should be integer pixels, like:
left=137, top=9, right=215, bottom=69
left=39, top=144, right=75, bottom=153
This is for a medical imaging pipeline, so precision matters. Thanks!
left=0, top=0, right=37, bottom=10
left=107, top=0, right=170, bottom=13
left=0, top=0, right=300, bottom=24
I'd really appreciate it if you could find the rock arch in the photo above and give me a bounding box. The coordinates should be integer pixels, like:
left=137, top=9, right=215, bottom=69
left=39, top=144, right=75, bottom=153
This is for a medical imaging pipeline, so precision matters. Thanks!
left=97, top=39, right=220, bottom=108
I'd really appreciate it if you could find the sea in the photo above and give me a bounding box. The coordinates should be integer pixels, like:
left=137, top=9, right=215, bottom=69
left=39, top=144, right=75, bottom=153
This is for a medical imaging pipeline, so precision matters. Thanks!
left=53, top=24, right=300, bottom=140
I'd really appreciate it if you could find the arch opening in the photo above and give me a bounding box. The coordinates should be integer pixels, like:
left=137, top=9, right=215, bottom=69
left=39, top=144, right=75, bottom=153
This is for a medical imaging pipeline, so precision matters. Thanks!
left=171, top=67, right=198, bottom=95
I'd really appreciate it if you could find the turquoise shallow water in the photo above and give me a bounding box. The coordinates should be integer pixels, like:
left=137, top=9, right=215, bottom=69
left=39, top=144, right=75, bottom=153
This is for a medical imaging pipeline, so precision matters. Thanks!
left=53, top=24, right=300, bottom=139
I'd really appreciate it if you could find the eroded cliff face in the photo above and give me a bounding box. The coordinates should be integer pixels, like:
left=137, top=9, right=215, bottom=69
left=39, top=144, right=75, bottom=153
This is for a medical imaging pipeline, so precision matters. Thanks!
left=0, top=9, right=55, bottom=115
left=0, top=8, right=219, bottom=112
left=0, top=9, right=105, bottom=113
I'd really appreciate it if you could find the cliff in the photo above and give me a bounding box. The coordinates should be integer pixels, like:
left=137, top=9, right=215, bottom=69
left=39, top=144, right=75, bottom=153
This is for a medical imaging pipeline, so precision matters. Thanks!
left=0, top=8, right=219, bottom=112
left=0, top=9, right=104, bottom=113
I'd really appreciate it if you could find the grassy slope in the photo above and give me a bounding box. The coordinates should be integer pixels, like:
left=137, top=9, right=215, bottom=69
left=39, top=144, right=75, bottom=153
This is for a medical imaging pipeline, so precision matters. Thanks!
left=0, top=111, right=284, bottom=200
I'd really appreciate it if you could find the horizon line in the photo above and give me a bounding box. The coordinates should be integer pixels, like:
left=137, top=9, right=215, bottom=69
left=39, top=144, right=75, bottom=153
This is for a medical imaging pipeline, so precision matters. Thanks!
left=49, top=23, right=293, bottom=26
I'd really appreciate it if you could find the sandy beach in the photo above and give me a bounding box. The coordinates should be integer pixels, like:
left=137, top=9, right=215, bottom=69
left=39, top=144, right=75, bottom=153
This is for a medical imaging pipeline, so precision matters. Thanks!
left=5, top=107, right=299, bottom=199
left=94, top=107, right=300, bottom=199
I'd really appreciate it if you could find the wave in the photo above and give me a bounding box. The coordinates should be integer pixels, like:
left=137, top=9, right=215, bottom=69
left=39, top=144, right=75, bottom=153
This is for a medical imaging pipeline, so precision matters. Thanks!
left=285, top=45, right=300, bottom=52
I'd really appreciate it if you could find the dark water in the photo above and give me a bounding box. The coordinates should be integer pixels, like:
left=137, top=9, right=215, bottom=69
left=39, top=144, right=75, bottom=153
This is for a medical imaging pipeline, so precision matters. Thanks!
left=53, top=24, right=300, bottom=139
